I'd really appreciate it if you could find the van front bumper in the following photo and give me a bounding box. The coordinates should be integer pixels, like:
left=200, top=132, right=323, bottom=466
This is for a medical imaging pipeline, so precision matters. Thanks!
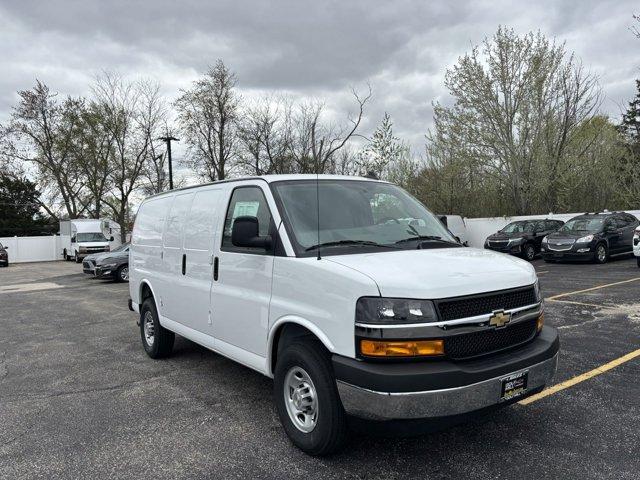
left=333, top=327, right=559, bottom=420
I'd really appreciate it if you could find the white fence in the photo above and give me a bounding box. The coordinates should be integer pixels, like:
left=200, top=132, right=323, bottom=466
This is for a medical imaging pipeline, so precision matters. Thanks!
left=0, top=235, right=63, bottom=263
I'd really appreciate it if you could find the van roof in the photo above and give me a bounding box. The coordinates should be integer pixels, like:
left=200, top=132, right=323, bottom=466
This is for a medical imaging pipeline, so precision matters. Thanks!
left=143, top=174, right=384, bottom=201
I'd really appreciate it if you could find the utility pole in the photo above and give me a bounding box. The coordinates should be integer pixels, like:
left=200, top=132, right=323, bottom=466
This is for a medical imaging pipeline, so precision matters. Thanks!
left=159, top=135, right=179, bottom=190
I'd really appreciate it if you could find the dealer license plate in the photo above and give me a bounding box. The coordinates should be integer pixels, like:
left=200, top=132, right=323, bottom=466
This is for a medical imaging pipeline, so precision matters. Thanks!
left=500, top=370, right=528, bottom=401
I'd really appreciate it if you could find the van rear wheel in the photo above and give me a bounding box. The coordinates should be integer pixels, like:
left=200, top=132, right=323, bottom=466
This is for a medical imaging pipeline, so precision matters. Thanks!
left=140, top=298, right=174, bottom=359
left=274, top=339, right=347, bottom=456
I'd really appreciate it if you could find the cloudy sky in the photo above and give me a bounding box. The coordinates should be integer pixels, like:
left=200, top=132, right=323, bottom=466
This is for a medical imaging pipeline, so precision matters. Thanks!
left=0, top=0, right=638, bottom=153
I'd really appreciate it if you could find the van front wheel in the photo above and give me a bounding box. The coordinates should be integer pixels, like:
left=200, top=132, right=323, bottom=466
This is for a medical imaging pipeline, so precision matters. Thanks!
left=140, top=298, right=174, bottom=359
left=274, top=339, right=347, bottom=456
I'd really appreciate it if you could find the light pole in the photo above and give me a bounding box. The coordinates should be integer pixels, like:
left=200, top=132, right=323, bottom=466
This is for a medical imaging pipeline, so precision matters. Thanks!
left=159, top=135, right=179, bottom=190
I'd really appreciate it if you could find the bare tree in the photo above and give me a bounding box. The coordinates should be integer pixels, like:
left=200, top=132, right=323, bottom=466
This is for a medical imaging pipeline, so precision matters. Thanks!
left=237, top=95, right=293, bottom=175
left=73, top=102, right=114, bottom=218
left=92, top=73, right=163, bottom=241
left=2, top=81, right=87, bottom=219
left=175, top=60, right=239, bottom=181
left=237, top=87, right=371, bottom=175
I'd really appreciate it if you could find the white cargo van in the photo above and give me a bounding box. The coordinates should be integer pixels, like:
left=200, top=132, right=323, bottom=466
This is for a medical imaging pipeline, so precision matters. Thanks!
left=59, top=219, right=121, bottom=262
left=129, top=175, right=558, bottom=455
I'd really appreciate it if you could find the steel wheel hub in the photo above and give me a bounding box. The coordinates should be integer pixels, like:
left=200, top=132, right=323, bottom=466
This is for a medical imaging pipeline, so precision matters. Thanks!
left=143, top=311, right=155, bottom=346
left=283, top=366, right=318, bottom=433
left=598, top=246, right=606, bottom=262
left=120, top=267, right=129, bottom=281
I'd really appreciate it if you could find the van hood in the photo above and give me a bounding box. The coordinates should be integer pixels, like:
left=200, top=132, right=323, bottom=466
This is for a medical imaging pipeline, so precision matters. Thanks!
left=325, top=247, right=536, bottom=299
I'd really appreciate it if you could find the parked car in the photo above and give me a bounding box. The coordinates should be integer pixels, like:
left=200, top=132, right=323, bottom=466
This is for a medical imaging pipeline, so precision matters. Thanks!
left=83, top=243, right=130, bottom=282
left=541, top=212, right=639, bottom=264
left=484, top=219, right=564, bottom=261
left=633, top=226, right=640, bottom=267
left=0, top=242, right=8, bottom=267
left=129, top=175, right=558, bottom=455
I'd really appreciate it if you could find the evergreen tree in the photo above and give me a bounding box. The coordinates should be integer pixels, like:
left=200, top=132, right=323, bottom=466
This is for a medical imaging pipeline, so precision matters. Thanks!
left=0, top=175, right=54, bottom=236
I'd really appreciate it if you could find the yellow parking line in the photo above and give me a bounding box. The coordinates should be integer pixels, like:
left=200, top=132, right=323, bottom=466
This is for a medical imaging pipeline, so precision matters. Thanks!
left=546, top=277, right=640, bottom=302
left=519, top=349, right=640, bottom=405
left=549, top=299, right=605, bottom=308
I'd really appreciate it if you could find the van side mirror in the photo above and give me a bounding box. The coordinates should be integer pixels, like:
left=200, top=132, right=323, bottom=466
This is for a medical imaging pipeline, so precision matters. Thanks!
left=71, top=236, right=76, bottom=243
left=231, top=216, right=272, bottom=249
left=109, top=236, right=114, bottom=242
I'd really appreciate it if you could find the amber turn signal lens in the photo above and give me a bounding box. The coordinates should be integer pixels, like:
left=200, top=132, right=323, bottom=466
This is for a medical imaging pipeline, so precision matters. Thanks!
left=360, top=339, right=444, bottom=357
left=536, top=313, right=544, bottom=332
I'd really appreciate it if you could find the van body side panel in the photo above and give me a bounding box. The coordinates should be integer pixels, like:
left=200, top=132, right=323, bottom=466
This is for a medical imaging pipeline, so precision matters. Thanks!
left=160, top=193, right=194, bottom=324
left=130, top=195, right=173, bottom=311
left=182, top=187, right=225, bottom=335
left=268, top=257, right=380, bottom=360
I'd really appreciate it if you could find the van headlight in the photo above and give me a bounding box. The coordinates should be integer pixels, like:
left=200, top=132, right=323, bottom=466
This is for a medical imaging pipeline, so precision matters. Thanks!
left=356, top=297, right=438, bottom=325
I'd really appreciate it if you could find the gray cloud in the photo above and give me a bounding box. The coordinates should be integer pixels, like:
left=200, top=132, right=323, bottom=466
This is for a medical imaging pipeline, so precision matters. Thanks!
left=0, top=0, right=638, bottom=152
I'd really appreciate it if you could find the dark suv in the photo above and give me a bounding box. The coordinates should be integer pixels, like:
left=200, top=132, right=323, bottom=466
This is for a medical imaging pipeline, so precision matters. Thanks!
left=484, top=219, right=564, bottom=261
left=0, top=242, right=8, bottom=267
left=541, top=212, right=639, bottom=264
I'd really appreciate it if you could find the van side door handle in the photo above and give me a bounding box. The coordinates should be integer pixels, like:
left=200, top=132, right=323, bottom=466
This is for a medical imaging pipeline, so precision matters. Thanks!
left=182, top=253, right=186, bottom=275
left=213, top=257, right=219, bottom=281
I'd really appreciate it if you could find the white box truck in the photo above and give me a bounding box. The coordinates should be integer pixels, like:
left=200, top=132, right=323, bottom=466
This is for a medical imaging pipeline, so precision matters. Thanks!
left=59, top=219, right=122, bottom=262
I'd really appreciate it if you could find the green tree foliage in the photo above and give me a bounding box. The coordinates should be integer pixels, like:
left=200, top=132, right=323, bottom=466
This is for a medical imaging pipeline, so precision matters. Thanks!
left=421, top=27, right=603, bottom=216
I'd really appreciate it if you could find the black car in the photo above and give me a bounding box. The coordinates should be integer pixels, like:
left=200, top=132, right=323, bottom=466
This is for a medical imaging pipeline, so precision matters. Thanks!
left=82, top=243, right=130, bottom=281
left=541, top=212, right=639, bottom=264
left=0, top=242, right=8, bottom=267
left=484, top=219, right=564, bottom=261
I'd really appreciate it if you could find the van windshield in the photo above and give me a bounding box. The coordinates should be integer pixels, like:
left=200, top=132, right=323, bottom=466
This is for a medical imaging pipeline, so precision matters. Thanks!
left=271, top=179, right=459, bottom=256
left=76, top=232, right=108, bottom=243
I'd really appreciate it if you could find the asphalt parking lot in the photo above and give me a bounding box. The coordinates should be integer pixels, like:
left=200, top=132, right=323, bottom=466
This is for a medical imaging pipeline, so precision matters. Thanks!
left=1, top=257, right=639, bottom=479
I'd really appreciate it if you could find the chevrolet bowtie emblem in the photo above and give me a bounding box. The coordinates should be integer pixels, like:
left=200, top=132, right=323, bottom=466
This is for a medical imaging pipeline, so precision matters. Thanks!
left=489, top=310, right=511, bottom=328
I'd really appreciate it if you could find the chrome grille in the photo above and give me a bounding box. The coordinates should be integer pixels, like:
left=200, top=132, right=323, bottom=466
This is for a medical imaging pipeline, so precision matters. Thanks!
left=488, top=240, right=509, bottom=247
left=547, top=242, right=573, bottom=252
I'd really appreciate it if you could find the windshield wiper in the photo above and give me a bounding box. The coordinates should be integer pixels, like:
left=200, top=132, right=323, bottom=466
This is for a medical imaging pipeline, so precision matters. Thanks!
left=395, top=235, right=459, bottom=245
left=305, top=240, right=400, bottom=252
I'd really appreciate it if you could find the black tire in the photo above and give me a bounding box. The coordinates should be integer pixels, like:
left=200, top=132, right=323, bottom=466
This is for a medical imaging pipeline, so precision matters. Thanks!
left=594, top=243, right=608, bottom=264
left=115, top=264, right=129, bottom=283
left=140, top=297, right=174, bottom=359
left=63, top=249, right=70, bottom=261
left=636, top=257, right=640, bottom=268
left=523, top=243, right=536, bottom=261
left=274, top=339, right=348, bottom=456
left=74, top=252, right=81, bottom=263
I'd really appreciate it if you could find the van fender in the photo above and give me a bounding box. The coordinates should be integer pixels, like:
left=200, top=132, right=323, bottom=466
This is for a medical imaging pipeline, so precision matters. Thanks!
left=138, top=279, right=161, bottom=319
left=266, top=316, right=336, bottom=377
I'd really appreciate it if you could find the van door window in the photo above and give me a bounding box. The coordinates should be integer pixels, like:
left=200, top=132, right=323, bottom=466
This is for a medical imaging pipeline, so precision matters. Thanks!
left=222, top=187, right=273, bottom=254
